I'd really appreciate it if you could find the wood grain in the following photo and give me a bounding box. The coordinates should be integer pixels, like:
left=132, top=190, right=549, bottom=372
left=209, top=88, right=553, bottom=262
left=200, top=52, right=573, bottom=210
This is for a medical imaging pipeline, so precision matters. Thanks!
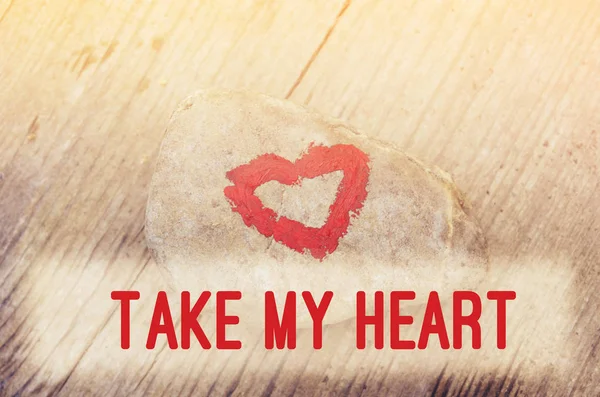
left=1, top=0, right=599, bottom=396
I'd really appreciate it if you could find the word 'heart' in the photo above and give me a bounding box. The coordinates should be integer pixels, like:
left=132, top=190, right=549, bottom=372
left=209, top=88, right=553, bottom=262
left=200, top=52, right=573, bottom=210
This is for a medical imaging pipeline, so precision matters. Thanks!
left=224, top=144, right=370, bottom=260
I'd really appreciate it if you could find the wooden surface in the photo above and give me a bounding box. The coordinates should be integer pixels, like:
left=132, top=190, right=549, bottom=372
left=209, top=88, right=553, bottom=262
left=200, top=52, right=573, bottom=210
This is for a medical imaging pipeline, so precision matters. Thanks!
left=1, top=0, right=599, bottom=396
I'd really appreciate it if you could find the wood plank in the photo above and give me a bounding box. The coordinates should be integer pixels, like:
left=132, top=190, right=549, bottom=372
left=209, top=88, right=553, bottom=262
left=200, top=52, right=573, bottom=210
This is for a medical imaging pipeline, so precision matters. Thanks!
left=0, top=0, right=599, bottom=396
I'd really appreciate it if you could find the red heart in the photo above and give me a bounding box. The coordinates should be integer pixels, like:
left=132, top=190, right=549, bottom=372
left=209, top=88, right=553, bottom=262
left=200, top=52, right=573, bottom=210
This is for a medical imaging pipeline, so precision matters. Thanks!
left=223, top=143, right=370, bottom=260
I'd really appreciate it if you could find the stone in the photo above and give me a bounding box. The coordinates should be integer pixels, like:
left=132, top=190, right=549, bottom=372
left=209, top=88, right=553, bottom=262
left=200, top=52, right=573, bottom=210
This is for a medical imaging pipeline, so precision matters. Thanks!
left=145, top=89, right=488, bottom=327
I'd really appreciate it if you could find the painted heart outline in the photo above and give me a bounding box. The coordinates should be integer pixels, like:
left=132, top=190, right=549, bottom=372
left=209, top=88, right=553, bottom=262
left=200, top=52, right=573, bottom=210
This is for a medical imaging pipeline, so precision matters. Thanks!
left=223, top=143, right=370, bottom=260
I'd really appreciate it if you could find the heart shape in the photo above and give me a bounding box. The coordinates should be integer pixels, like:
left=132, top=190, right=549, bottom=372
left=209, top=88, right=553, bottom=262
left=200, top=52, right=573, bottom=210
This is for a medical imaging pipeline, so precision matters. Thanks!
left=224, top=143, right=370, bottom=260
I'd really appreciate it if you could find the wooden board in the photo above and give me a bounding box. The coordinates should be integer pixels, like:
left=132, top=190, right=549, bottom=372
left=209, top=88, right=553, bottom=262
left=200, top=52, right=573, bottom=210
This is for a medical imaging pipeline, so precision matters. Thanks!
left=1, top=0, right=599, bottom=395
